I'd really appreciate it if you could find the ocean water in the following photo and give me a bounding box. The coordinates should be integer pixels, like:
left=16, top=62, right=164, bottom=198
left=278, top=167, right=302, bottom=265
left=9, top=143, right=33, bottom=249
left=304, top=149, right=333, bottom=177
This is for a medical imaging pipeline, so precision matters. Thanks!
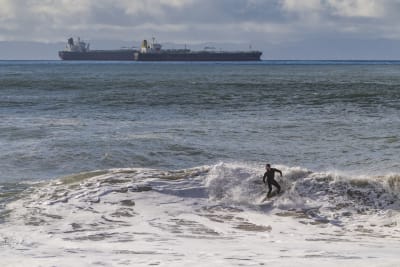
left=0, top=60, right=399, bottom=266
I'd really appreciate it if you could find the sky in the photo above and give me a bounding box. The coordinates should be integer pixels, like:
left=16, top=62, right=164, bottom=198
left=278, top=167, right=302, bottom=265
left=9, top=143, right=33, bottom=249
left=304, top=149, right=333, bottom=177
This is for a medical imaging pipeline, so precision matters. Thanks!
left=1, top=0, right=400, bottom=59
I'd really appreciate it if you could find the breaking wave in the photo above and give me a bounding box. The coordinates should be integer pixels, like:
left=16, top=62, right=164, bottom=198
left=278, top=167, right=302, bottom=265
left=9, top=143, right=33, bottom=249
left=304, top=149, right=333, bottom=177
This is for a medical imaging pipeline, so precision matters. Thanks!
left=2, top=162, right=399, bottom=229
left=206, top=162, right=400, bottom=228
left=1, top=161, right=399, bottom=267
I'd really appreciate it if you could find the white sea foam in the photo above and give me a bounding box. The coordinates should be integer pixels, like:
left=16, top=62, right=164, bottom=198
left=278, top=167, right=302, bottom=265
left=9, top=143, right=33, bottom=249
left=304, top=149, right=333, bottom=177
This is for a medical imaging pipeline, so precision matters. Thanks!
left=1, top=162, right=399, bottom=266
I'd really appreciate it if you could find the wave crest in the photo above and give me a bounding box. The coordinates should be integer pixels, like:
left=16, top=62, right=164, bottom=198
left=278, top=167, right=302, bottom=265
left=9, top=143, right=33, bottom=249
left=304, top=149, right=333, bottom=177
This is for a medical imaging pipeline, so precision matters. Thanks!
left=3, top=162, right=400, bottom=230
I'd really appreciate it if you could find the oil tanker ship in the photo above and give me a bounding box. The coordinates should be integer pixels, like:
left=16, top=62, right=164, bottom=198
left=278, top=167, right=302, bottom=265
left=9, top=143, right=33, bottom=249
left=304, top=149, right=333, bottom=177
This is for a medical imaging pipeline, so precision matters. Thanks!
left=58, top=38, right=136, bottom=61
left=58, top=38, right=262, bottom=61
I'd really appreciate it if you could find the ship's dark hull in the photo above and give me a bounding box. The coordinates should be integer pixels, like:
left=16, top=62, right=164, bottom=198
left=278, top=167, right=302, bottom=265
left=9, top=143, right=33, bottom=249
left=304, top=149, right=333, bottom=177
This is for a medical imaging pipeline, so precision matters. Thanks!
left=59, top=50, right=262, bottom=61
left=59, top=50, right=136, bottom=60
left=134, top=51, right=262, bottom=61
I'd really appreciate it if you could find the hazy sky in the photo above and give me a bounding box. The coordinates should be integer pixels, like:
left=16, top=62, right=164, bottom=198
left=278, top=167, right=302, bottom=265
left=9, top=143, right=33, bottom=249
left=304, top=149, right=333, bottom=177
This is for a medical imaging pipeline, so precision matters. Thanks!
left=1, top=0, right=400, bottom=59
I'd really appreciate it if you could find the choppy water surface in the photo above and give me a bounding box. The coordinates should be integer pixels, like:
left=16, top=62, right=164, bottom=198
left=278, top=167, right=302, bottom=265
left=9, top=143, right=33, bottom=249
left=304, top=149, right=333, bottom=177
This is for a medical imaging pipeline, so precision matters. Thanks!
left=1, top=61, right=400, bottom=182
left=0, top=61, right=399, bottom=266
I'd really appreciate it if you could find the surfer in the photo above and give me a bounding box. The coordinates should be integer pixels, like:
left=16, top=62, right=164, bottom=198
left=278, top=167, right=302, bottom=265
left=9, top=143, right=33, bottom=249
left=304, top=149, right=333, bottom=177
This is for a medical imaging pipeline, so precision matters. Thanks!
left=263, top=164, right=282, bottom=198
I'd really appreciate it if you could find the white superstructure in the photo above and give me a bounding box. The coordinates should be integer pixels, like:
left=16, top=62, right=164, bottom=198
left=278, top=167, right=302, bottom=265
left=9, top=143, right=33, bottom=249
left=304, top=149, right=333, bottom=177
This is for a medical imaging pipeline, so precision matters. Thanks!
left=65, top=37, right=90, bottom=52
left=140, top=38, right=162, bottom=53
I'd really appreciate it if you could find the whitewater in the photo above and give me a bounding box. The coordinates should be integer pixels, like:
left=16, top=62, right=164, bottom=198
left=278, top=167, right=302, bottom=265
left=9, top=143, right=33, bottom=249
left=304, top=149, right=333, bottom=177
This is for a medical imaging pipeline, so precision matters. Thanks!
left=1, top=162, right=399, bottom=266
left=1, top=61, right=400, bottom=266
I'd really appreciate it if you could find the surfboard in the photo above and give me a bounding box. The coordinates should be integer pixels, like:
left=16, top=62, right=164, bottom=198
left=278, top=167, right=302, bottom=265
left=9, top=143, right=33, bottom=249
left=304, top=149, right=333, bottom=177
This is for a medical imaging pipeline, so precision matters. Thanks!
left=259, top=190, right=283, bottom=203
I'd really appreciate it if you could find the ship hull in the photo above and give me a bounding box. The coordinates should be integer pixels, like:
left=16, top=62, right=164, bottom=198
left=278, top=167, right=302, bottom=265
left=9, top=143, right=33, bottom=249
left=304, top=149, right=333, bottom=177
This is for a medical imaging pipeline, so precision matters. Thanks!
left=59, top=50, right=136, bottom=61
left=59, top=51, right=262, bottom=61
left=134, top=51, right=262, bottom=61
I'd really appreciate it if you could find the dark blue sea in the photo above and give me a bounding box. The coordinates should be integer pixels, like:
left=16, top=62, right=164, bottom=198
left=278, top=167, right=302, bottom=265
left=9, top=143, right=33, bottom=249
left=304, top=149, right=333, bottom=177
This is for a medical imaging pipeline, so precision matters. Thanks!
left=1, top=60, right=400, bottom=183
left=1, top=60, right=400, bottom=266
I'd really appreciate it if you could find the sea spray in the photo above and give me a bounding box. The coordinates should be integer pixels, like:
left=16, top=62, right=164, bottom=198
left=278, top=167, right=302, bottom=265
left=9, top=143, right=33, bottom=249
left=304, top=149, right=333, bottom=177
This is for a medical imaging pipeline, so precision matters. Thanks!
left=205, top=162, right=262, bottom=205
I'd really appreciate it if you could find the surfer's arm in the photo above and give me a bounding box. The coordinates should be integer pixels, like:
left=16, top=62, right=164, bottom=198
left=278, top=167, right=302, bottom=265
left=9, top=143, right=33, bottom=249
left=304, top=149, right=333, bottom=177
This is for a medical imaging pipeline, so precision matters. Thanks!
left=262, top=172, right=267, bottom=184
left=276, top=169, right=282, bottom=177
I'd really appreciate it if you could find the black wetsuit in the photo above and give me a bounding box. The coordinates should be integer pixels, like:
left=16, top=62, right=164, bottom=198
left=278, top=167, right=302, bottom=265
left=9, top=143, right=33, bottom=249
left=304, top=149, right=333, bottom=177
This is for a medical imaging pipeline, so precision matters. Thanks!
left=263, top=168, right=282, bottom=196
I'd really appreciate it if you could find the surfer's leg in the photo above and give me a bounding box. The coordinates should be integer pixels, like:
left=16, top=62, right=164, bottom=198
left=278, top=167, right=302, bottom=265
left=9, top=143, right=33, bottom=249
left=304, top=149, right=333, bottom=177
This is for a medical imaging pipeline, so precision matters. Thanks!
left=267, top=180, right=272, bottom=197
left=271, top=179, right=281, bottom=193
